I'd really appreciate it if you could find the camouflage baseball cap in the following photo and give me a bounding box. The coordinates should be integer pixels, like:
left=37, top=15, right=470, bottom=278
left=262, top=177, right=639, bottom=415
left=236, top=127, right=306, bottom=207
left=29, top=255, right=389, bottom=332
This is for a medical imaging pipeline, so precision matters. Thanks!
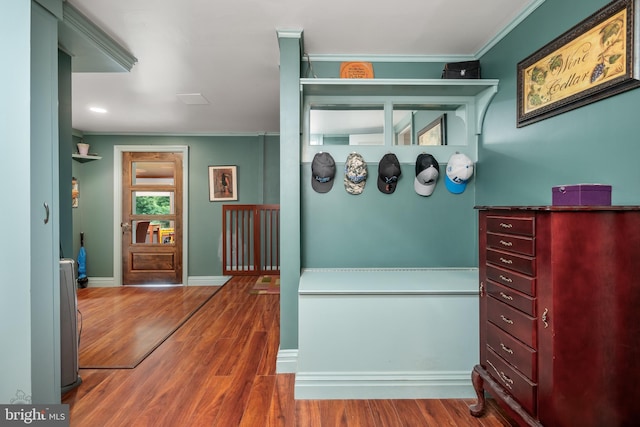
left=344, top=152, right=368, bottom=195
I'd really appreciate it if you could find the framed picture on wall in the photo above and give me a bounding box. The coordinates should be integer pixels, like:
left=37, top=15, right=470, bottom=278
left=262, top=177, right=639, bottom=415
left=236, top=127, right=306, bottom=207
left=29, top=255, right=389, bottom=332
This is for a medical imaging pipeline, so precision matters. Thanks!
left=417, top=114, right=447, bottom=146
left=517, top=0, right=640, bottom=127
left=209, top=165, right=238, bottom=202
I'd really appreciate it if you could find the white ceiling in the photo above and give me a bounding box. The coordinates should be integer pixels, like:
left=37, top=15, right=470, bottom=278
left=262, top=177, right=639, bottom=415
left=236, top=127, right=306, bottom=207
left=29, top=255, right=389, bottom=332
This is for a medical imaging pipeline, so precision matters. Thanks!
left=68, top=0, right=538, bottom=135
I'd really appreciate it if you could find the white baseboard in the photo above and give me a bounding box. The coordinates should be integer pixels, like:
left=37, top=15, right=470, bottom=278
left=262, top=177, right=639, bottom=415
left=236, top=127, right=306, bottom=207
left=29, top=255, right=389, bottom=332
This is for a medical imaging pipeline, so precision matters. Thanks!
left=294, top=370, right=475, bottom=400
left=188, top=276, right=232, bottom=286
left=84, top=277, right=116, bottom=287
left=276, top=348, right=298, bottom=373
left=83, top=276, right=231, bottom=287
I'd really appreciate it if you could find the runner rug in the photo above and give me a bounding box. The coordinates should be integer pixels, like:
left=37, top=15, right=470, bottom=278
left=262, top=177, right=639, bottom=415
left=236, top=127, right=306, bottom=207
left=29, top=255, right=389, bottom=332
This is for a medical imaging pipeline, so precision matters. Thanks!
left=77, top=285, right=221, bottom=369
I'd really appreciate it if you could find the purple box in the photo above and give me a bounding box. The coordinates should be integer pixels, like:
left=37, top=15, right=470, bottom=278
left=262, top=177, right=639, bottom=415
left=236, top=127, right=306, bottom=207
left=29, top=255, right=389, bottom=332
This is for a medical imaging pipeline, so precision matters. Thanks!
left=552, top=184, right=612, bottom=206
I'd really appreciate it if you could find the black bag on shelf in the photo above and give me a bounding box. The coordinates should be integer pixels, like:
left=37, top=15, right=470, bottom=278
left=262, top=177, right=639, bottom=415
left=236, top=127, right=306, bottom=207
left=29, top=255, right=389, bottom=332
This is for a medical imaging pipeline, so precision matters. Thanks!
left=441, top=60, right=481, bottom=79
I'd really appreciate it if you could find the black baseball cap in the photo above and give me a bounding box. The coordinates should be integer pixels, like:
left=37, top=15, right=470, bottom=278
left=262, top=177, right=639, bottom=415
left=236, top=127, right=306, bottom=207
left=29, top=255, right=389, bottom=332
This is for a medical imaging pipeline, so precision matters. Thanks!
left=377, top=153, right=401, bottom=194
left=311, top=152, right=336, bottom=193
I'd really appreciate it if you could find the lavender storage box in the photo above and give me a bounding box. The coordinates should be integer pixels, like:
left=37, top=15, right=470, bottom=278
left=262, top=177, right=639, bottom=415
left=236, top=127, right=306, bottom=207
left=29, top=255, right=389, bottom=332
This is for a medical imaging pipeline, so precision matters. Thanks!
left=552, top=184, right=612, bottom=206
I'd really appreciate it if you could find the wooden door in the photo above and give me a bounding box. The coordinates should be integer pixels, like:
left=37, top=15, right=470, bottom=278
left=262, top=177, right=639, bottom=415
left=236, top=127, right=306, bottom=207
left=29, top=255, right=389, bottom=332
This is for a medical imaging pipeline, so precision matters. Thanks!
left=121, top=152, right=183, bottom=285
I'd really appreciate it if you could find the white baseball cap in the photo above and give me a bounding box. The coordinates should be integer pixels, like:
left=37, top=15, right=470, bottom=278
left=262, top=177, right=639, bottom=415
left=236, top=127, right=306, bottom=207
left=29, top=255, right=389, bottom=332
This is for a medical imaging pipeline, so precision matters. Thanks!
left=414, top=153, right=440, bottom=196
left=445, top=152, right=474, bottom=194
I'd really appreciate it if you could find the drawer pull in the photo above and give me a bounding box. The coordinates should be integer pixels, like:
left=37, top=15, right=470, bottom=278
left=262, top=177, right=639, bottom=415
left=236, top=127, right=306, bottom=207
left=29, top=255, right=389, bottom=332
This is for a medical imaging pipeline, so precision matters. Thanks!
left=499, top=223, right=513, bottom=229
left=499, top=240, right=513, bottom=247
left=487, top=360, right=513, bottom=390
left=500, top=292, right=513, bottom=301
left=542, top=308, right=549, bottom=328
left=500, top=315, right=514, bottom=325
left=500, top=343, right=514, bottom=355
left=499, top=275, right=513, bottom=283
left=499, top=257, right=513, bottom=265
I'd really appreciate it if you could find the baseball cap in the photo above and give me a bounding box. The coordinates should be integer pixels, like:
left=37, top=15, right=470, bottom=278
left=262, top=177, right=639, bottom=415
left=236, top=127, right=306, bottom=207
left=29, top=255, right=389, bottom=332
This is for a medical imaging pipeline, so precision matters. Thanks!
left=311, top=152, right=336, bottom=193
left=344, top=153, right=368, bottom=195
left=445, top=152, right=474, bottom=194
left=377, top=153, right=402, bottom=194
left=414, top=153, right=440, bottom=196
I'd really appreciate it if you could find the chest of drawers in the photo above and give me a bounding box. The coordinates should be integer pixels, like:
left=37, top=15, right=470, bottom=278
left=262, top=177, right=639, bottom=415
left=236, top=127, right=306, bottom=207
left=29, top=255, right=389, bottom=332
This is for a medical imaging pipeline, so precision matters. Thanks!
left=470, top=207, right=640, bottom=427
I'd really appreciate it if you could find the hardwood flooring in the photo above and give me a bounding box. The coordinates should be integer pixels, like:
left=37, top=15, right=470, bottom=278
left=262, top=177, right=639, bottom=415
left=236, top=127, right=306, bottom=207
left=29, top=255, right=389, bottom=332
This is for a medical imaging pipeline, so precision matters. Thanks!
left=62, top=276, right=515, bottom=427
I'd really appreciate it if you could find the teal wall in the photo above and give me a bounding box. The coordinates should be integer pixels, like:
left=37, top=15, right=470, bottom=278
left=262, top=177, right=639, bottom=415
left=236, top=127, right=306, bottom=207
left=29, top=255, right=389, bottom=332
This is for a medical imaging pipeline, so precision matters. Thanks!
left=72, top=134, right=280, bottom=278
left=278, top=32, right=303, bottom=352
left=30, top=0, right=64, bottom=403
left=301, top=163, right=476, bottom=268
left=306, top=61, right=444, bottom=79
left=478, top=0, right=640, bottom=206
left=299, top=63, right=477, bottom=270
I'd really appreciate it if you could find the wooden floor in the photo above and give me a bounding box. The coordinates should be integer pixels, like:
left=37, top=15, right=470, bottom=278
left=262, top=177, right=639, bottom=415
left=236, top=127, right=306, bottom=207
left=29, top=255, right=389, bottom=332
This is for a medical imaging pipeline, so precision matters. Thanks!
left=62, top=275, right=516, bottom=427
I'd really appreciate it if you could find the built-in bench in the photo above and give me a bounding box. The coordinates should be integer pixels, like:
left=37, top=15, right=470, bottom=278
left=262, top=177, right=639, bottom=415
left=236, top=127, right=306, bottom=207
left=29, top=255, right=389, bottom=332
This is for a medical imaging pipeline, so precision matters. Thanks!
left=295, top=268, right=479, bottom=399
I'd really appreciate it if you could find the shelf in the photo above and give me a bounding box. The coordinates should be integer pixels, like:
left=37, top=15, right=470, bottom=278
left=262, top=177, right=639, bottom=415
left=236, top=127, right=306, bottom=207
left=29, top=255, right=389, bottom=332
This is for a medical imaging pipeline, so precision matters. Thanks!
left=301, top=78, right=500, bottom=159
left=72, top=154, right=102, bottom=162
left=300, top=78, right=499, bottom=97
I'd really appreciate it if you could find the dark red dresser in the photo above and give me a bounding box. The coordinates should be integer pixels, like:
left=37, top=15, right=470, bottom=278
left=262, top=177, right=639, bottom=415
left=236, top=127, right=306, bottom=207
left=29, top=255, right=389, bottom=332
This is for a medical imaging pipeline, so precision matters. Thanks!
left=470, top=206, right=640, bottom=427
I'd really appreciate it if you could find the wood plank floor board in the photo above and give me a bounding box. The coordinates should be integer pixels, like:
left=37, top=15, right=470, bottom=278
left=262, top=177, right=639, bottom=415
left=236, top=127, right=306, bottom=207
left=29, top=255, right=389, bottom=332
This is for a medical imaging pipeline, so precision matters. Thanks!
left=413, top=396, right=458, bottom=426
left=257, top=321, right=280, bottom=376
left=368, top=399, right=404, bottom=427
left=318, top=400, right=349, bottom=427
left=266, top=373, right=296, bottom=427
left=238, top=374, right=277, bottom=427
left=178, top=375, right=233, bottom=426
left=296, top=399, right=323, bottom=427
left=344, top=399, right=376, bottom=426
left=393, top=399, right=431, bottom=426
left=63, top=276, right=515, bottom=427
left=443, top=399, right=486, bottom=427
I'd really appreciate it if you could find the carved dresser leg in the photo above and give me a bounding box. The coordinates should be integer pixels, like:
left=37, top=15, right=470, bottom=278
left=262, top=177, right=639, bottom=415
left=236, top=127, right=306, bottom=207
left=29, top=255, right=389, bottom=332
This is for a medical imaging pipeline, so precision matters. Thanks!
left=469, top=365, right=486, bottom=417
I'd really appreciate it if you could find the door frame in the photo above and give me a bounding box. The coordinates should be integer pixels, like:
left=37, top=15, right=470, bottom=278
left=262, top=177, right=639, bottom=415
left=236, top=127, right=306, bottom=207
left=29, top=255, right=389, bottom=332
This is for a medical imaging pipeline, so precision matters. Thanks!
left=113, top=145, right=189, bottom=286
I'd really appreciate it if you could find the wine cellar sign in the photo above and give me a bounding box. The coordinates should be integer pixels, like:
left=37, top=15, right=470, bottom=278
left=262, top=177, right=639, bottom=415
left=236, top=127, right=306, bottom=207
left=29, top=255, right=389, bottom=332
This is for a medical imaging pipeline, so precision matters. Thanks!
left=517, top=0, right=640, bottom=127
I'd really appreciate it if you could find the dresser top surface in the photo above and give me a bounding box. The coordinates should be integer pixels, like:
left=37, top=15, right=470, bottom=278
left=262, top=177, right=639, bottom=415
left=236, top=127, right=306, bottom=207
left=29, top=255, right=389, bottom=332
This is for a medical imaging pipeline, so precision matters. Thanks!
left=476, top=205, right=640, bottom=212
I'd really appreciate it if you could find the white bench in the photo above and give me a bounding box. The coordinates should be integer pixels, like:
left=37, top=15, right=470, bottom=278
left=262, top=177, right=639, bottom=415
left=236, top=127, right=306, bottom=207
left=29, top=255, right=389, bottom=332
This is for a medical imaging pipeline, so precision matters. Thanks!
left=296, top=268, right=479, bottom=399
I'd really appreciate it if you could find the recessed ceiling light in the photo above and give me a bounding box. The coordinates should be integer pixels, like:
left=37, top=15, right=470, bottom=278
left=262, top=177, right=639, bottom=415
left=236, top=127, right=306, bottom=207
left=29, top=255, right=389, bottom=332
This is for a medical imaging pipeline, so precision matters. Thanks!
left=89, top=107, right=108, bottom=113
left=176, top=93, right=210, bottom=105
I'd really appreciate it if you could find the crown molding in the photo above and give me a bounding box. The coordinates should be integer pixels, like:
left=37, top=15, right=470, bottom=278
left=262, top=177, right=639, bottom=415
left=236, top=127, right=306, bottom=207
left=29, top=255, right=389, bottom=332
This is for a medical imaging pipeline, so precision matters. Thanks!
left=304, top=54, right=477, bottom=63
left=475, top=0, right=546, bottom=57
left=276, top=29, right=303, bottom=39
left=59, top=2, right=137, bottom=72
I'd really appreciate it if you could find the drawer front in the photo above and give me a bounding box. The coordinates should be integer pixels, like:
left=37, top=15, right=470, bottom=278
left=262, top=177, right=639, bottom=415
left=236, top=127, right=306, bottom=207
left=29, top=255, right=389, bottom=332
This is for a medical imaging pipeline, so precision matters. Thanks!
left=486, top=322, right=537, bottom=381
left=486, top=232, right=535, bottom=256
left=486, top=265, right=536, bottom=296
left=486, top=216, right=534, bottom=237
left=486, top=248, right=535, bottom=276
left=486, top=347, right=537, bottom=415
left=487, top=297, right=536, bottom=348
left=486, top=281, right=535, bottom=316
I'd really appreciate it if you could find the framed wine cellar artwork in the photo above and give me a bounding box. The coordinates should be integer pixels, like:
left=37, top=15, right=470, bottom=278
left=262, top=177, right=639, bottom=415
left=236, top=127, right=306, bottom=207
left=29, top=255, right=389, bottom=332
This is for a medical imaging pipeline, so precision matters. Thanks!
left=517, top=0, right=640, bottom=127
